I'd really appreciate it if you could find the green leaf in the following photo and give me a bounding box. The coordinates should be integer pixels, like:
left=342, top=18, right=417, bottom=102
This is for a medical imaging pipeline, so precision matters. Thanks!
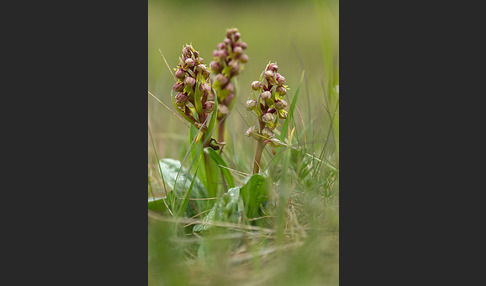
left=240, top=174, right=268, bottom=218
left=204, top=147, right=235, bottom=189
left=158, top=158, right=209, bottom=216
left=176, top=166, right=200, bottom=217
left=193, top=187, right=244, bottom=233
left=148, top=197, right=167, bottom=212
left=194, top=81, right=203, bottom=117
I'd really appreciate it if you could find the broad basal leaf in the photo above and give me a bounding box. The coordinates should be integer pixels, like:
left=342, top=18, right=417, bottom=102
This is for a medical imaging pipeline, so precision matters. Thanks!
left=193, top=187, right=244, bottom=233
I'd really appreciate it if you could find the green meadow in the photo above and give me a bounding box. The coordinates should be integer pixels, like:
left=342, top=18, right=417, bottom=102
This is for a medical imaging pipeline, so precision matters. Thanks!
left=148, top=0, right=339, bottom=285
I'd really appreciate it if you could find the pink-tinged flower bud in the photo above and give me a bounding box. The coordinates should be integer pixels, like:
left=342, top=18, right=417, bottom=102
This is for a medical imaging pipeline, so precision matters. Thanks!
left=225, top=83, right=235, bottom=93
left=246, top=99, right=257, bottom=110
left=184, top=58, right=195, bottom=69
left=266, top=138, right=285, bottom=148
left=183, top=45, right=192, bottom=58
left=234, top=32, right=241, bottom=41
left=233, top=46, right=243, bottom=55
left=218, top=104, right=229, bottom=116
left=196, top=64, right=206, bottom=72
left=235, top=42, right=247, bottom=49
left=251, top=81, right=262, bottom=91
left=175, top=92, right=188, bottom=105
left=263, top=70, right=273, bottom=80
left=278, top=109, right=288, bottom=119
left=226, top=28, right=238, bottom=38
left=215, top=74, right=228, bottom=85
left=262, top=127, right=274, bottom=138
left=276, top=86, right=287, bottom=95
left=218, top=50, right=227, bottom=58
left=275, top=99, right=288, bottom=109
left=224, top=38, right=231, bottom=46
left=261, top=91, right=272, bottom=100
left=203, top=101, right=215, bottom=113
left=213, top=50, right=220, bottom=57
left=184, top=77, right=196, bottom=88
left=239, top=54, right=249, bottom=63
left=210, top=61, right=221, bottom=72
left=217, top=43, right=226, bottom=50
left=202, top=69, right=210, bottom=80
left=276, top=74, right=286, bottom=85
left=208, top=92, right=215, bottom=102
left=193, top=50, right=199, bottom=58
left=267, top=63, right=278, bottom=72
left=173, top=81, right=184, bottom=92
left=199, top=82, right=211, bottom=93
left=229, top=60, right=239, bottom=73
left=175, top=68, right=185, bottom=79
left=262, top=112, right=275, bottom=123
left=245, top=126, right=257, bottom=137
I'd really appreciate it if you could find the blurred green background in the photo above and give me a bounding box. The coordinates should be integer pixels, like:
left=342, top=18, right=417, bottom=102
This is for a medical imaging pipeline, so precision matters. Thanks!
left=148, top=0, right=338, bottom=160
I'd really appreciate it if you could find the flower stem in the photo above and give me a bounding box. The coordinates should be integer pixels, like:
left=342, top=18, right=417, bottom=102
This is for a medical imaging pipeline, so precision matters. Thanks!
left=218, top=118, right=226, bottom=143
left=253, top=140, right=265, bottom=175
left=202, top=134, right=217, bottom=198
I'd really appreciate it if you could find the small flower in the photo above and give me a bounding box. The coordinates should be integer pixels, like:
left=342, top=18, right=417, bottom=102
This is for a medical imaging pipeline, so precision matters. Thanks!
left=184, top=77, right=196, bottom=88
left=251, top=81, right=262, bottom=91
left=196, top=64, right=206, bottom=72
left=262, top=127, right=274, bottom=138
left=215, top=74, right=228, bottom=85
left=262, top=112, right=275, bottom=123
left=276, top=86, right=287, bottom=95
left=275, top=99, right=288, bottom=109
left=264, top=70, right=276, bottom=85
left=278, top=109, right=288, bottom=119
left=261, top=91, right=272, bottom=100
left=229, top=60, right=239, bottom=73
left=246, top=99, right=257, bottom=110
left=173, top=81, right=184, bottom=92
left=182, top=45, right=192, bottom=59
left=233, top=46, right=243, bottom=55
left=184, top=58, right=195, bottom=69
left=235, top=42, right=247, bottom=49
left=267, top=63, right=278, bottom=72
left=276, top=74, right=286, bottom=85
left=199, top=82, right=211, bottom=93
left=203, top=101, right=215, bottom=113
left=175, top=68, right=185, bottom=79
left=266, top=138, right=285, bottom=148
left=225, top=83, right=235, bottom=93
left=175, top=92, right=188, bottom=105
left=264, top=70, right=274, bottom=80
left=245, top=126, right=256, bottom=137
left=218, top=104, right=229, bottom=116
left=239, top=54, right=249, bottom=63
left=210, top=61, right=221, bottom=72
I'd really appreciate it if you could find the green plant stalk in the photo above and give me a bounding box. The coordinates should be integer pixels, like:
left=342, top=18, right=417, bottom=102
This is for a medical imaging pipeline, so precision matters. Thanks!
left=218, top=117, right=226, bottom=143
left=252, top=140, right=265, bottom=175
left=202, top=133, right=217, bottom=198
